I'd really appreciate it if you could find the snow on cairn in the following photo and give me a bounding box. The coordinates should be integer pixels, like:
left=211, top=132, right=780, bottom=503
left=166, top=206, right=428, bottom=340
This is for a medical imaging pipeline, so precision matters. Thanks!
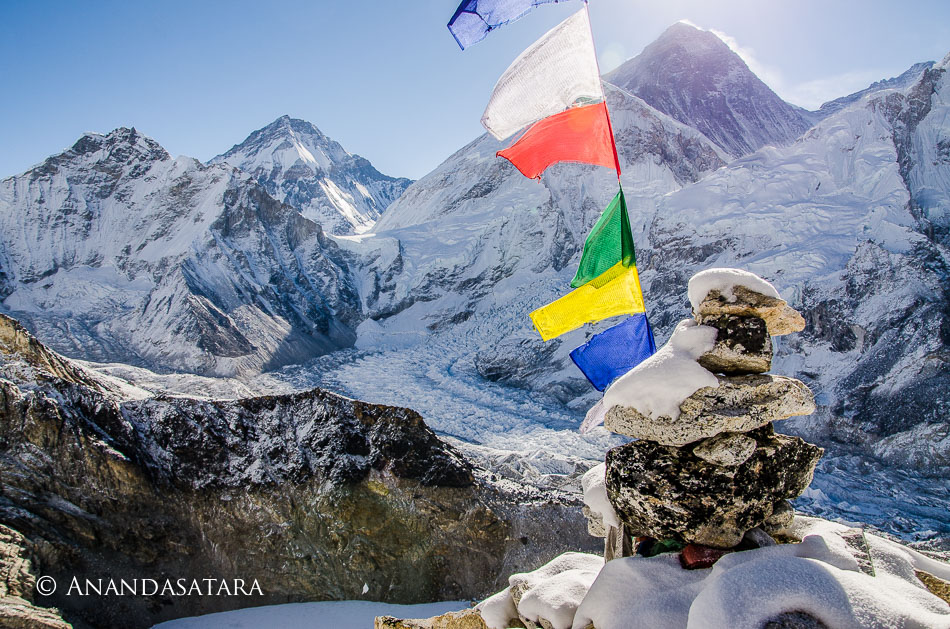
left=571, top=517, right=950, bottom=629
left=582, top=463, right=621, bottom=529
left=687, top=268, right=781, bottom=312
left=476, top=552, right=604, bottom=629
left=603, top=319, right=718, bottom=420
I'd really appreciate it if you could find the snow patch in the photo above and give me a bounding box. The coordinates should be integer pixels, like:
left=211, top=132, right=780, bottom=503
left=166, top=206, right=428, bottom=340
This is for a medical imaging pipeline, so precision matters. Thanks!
left=603, top=319, right=718, bottom=419
left=581, top=462, right=620, bottom=529
left=573, top=517, right=950, bottom=629
left=687, top=267, right=781, bottom=312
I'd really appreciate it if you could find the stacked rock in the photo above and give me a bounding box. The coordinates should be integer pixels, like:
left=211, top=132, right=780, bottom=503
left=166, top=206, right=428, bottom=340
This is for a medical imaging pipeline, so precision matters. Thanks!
left=600, top=269, right=824, bottom=550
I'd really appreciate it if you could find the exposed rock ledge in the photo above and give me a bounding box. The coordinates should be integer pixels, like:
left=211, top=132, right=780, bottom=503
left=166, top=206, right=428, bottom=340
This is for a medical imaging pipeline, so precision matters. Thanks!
left=0, top=314, right=596, bottom=628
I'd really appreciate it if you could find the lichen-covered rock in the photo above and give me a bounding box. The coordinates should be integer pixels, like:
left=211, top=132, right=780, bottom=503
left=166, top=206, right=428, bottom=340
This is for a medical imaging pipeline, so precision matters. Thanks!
left=605, top=374, right=816, bottom=446
left=697, top=314, right=772, bottom=374
left=696, top=285, right=805, bottom=336
left=692, top=432, right=758, bottom=467
left=606, top=427, right=824, bottom=547
left=761, top=611, right=829, bottom=628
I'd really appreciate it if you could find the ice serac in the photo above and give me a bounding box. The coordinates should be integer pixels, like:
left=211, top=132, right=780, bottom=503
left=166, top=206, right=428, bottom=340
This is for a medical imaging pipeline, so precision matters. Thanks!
left=0, top=127, right=361, bottom=376
left=0, top=313, right=597, bottom=629
left=210, top=116, right=412, bottom=235
left=605, top=22, right=816, bottom=157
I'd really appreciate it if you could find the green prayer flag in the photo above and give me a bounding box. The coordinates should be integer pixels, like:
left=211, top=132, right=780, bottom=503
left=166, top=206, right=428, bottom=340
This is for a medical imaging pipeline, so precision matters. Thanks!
left=570, top=188, right=636, bottom=288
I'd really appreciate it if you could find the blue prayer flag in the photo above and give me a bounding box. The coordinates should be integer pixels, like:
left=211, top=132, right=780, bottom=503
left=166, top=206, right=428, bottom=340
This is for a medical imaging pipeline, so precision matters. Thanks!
left=448, top=0, right=574, bottom=50
left=570, top=314, right=657, bottom=392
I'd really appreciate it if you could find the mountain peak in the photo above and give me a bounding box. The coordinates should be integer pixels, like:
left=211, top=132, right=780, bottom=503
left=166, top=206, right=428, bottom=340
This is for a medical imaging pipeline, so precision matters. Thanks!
left=605, top=22, right=813, bottom=157
left=259, top=115, right=327, bottom=141
left=210, top=118, right=412, bottom=235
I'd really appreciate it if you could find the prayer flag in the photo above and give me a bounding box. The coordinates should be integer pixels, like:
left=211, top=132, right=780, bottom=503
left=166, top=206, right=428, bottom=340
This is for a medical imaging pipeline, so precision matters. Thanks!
left=570, top=314, right=657, bottom=391
left=497, top=102, right=620, bottom=180
left=529, top=261, right=645, bottom=341
left=448, top=0, right=571, bottom=50
left=481, top=7, right=602, bottom=140
left=571, top=189, right=635, bottom=288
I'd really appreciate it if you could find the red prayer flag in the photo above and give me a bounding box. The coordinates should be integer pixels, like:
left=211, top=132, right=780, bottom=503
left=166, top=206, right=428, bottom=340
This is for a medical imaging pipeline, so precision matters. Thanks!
left=496, top=102, right=621, bottom=180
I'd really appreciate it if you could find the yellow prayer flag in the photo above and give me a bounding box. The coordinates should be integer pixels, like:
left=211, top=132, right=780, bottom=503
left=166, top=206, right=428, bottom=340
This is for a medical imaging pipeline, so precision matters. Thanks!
left=530, top=262, right=645, bottom=341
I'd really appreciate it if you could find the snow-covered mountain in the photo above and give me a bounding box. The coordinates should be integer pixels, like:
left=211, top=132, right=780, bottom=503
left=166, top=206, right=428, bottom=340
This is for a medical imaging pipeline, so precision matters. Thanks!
left=327, top=53, right=950, bottom=486
left=0, top=127, right=360, bottom=376
left=605, top=22, right=816, bottom=158
left=210, top=116, right=411, bottom=235
left=817, top=61, right=935, bottom=118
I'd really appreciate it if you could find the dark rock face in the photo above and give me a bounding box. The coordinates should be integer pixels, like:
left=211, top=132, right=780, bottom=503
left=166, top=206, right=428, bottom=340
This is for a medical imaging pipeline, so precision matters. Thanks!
left=698, top=314, right=772, bottom=375
left=606, top=426, right=823, bottom=548
left=0, top=315, right=596, bottom=628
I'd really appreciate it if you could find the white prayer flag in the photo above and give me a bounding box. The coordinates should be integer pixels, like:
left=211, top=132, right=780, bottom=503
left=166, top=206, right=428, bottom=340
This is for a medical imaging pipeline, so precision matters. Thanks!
left=481, top=7, right=603, bottom=141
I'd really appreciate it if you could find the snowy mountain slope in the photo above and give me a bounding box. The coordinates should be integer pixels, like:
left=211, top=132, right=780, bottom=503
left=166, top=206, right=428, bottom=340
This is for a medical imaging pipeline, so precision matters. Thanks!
left=817, top=61, right=935, bottom=118
left=604, top=22, right=816, bottom=158
left=322, top=50, right=950, bottom=484
left=636, top=62, right=950, bottom=474
left=346, top=85, right=726, bottom=405
left=210, top=116, right=411, bottom=235
left=0, top=127, right=361, bottom=376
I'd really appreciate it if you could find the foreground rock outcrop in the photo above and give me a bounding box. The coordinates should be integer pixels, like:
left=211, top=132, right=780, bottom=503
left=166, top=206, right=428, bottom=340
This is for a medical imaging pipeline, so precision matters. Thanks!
left=0, top=313, right=596, bottom=628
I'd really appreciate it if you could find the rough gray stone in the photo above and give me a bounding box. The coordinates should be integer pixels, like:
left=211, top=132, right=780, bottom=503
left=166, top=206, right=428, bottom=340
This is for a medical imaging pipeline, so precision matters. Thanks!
left=762, top=500, right=795, bottom=535
left=692, top=432, right=758, bottom=467
left=696, top=285, right=805, bottom=336
left=606, top=426, right=823, bottom=548
left=742, top=527, right=778, bottom=548
left=605, top=374, right=816, bottom=446
left=697, top=314, right=773, bottom=375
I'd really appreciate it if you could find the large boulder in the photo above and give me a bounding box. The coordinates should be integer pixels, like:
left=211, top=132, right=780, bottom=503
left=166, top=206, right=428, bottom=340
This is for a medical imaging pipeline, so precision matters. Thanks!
left=605, top=426, right=823, bottom=547
left=604, top=374, right=816, bottom=446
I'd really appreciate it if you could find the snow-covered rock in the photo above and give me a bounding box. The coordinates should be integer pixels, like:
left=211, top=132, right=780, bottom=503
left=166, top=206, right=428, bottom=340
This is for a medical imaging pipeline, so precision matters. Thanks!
left=210, top=116, right=411, bottom=235
left=581, top=463, right=620, bottom=530
left=572, top=516, right=950, bottom=629
left=603, top=319, right=717, bottom=422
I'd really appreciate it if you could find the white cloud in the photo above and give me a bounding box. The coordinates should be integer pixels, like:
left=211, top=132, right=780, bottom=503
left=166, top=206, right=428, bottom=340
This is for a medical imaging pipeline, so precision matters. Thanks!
left=705, top=27, right=881, bottom=109
left=598, top=41, right=628, bottom=73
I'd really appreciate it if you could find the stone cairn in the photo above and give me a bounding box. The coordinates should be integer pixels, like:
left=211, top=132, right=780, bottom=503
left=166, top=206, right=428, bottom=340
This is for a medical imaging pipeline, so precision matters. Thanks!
left=594, top=279, right=824, bottom=563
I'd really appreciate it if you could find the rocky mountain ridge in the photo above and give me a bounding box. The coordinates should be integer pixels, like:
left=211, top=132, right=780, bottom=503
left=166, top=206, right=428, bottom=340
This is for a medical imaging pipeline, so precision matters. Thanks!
left=0, top=312, right=597, bottom=628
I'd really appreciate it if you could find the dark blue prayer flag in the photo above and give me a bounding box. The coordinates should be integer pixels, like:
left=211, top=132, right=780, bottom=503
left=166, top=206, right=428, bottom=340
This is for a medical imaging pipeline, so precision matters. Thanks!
left=570, top=314, right=657, bottom=391
left=447, top=0, right=574, bottom=50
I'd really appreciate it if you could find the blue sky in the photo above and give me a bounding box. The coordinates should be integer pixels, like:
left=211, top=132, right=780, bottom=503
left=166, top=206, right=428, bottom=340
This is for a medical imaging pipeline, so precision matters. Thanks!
left=1, top=0, right=948, bottom=180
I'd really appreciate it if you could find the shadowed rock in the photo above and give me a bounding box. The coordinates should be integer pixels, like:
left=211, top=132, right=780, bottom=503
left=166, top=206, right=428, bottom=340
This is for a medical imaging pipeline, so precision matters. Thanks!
left=696, top=285, right=805, bottom=336
left=606, top=426, right=823, bottom=547
left=697, top=314, right=772, bottom=374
